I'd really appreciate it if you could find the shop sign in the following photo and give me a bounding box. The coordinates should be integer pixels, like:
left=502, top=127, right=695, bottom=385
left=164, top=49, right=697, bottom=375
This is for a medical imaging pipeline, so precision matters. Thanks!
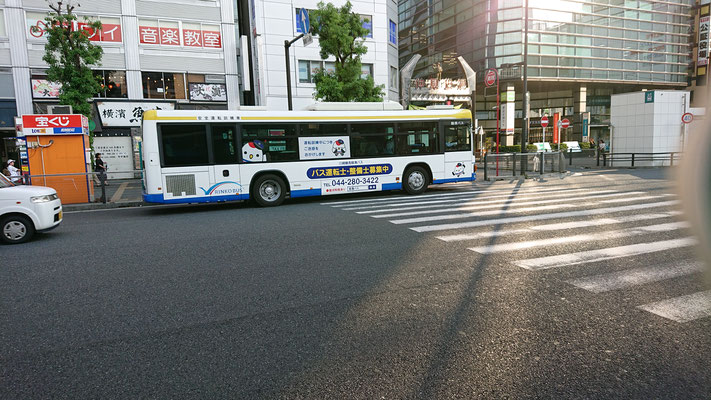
left=139, top=23, right=221, bottom=48
left=22, top=114, right=88, bottom=135
left=27, top=16, right=121, bottom=42
left=188, top=83, right=227, bottom=101
left=96, top=101, right=175, bottom=127
left=410, top=78, right=469, bottom=96
left=31, top=79, right=61, bottom=98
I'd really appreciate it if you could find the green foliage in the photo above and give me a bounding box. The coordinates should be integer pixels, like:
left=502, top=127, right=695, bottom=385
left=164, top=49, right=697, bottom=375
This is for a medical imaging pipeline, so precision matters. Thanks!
left=310, top=1, right=384, bottom=102
left=35, top=1, right=103, bottom=117
left=498, top=145, right=521, bottom=153
left=526, top=144, right=539, bottom=152
left=580, top=141, right=591, bottom=149
left=549, top=142, right=568, bottom=151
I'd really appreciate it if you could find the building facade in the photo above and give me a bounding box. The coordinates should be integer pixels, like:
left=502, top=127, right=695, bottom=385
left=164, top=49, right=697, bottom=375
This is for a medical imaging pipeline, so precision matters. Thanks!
left=253, top=0, right=400, bottom=110
left=398, top=0, right=694, bottom=147
left=1, top=0, right=254, bottom=167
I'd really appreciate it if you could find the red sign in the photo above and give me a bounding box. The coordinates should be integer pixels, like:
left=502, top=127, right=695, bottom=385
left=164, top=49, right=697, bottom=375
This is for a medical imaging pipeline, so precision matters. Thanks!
left=553, top=113, right=560, bottom=144
left=540, top=116, right=549, bottom=128
left=22, top=114, right=85, bottom=129
left=183, top=29, right=203, bottom=47
left=29, top=19, right=121, bottom=42
left=202, top=30, right=222, bottom=48
left=561, top=119, right=570, bottom=129
left=160, top=27, right=180, bottom=46
left=682, top=113, right=693, bottom=124
left=485, top=69, right=497, bottom=87
left=139, top=26, right=159, bottom=44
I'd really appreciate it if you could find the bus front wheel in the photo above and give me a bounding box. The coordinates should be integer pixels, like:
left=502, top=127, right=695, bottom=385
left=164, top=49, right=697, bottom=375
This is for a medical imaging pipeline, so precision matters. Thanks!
left=403, top=166, right=428, bottom=195
left=253, top=174, right=286, bottom=207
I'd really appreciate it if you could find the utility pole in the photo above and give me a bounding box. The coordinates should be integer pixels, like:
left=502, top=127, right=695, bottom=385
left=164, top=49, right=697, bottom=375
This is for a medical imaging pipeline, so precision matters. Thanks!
left=521, top=0, right=530, bottom=152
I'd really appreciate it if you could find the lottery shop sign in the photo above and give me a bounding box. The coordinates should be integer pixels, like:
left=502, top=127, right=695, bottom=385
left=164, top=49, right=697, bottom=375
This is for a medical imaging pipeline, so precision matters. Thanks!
left=21, top=114, right=89, bottom=135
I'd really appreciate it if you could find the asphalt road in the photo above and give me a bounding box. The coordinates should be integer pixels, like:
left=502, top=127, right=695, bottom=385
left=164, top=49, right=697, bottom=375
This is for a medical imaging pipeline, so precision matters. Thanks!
left=1, top=168, right=709, bottom=398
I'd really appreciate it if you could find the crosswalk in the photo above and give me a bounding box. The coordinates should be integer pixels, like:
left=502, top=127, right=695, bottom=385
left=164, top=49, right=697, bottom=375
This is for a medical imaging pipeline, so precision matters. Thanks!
left=323, top=182, right=710, bottom=324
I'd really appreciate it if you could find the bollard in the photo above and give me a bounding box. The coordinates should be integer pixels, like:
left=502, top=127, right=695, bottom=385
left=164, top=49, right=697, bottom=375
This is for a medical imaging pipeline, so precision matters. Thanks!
left=603, top=153, right=607, bottom=167
left=512, top=154, right=517, bottom=177
left=596, top=150, right=600, bottom=166
left=631, top=153, right=635, bottom=167
left=541, top=153, right=545, bottom=176
left=569, top=149, right=573, bottom=166
left=484, top=153, right=488, bottom=181
left=670, top=152, right=675, bottom=167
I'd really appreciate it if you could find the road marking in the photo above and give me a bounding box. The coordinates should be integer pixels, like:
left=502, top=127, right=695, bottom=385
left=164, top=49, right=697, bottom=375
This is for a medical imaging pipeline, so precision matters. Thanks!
left=411, top=200, right=680, bottom=232
left=436, top=211, right=684, bottom=242
left=110, top=182, right=130, bottom=203
left=350, top=186, right=594, bottom=212
left=322, top=186, right=524, bottom=206
left=390, top=191, right=647, bottom=224
left=637, top=290, right=711, bottom=323
left=469, top=221, right=690, bottom=254
left=375, top=190, right=639, bottom=219
left=598, top=174, right=615, bottom=181
left=599, top=194, right=673, bottom=203
left=566, top=261, right=705, bottom=293
left=514, top=237, right=697, bottom=271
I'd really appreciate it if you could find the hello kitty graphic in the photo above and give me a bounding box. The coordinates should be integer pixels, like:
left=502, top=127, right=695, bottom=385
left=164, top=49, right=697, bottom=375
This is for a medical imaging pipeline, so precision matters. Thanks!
left=452, top=162, right=466, bottom=177
left=332, top=139, right=347, bottom=156
left=243, top=140, right=266, bottom=162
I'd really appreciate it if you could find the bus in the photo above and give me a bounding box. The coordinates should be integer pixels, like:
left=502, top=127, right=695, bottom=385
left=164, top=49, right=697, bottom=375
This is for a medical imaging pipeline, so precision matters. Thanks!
left=141, top=107, right=475, bottom=207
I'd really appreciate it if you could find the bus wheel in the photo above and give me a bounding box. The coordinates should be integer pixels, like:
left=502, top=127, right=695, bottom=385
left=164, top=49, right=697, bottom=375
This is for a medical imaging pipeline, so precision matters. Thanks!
left=253, top=174, right=286, bottom=207
left=403, top=166, right=428, bottom=195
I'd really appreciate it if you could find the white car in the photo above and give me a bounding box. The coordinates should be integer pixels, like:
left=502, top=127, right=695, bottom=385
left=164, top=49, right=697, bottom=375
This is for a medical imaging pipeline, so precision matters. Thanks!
left=0, top=174, right=62, bottom=244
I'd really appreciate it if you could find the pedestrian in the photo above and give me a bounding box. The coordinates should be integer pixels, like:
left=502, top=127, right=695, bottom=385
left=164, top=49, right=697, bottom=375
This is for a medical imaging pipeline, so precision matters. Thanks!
left=6, top=159, right=21, bottom=184
left=598, top=139, right=606, bottom=152
left=589, top=137, right=595, bottom=150
left=95, top=153, right=108, bottom=186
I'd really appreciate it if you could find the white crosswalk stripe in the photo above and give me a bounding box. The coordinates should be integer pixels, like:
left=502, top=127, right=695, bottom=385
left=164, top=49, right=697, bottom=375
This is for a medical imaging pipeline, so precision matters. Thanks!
left=327, top=184, right=705, bottom=323
left=566, top=261, right=705, bottom=293
left=637, top=291, right=711, bottom=323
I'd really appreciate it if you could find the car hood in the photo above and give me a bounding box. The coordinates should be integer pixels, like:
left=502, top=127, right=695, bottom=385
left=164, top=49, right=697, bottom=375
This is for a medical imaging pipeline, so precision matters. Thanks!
left=0, top=185, right=57, bottom=198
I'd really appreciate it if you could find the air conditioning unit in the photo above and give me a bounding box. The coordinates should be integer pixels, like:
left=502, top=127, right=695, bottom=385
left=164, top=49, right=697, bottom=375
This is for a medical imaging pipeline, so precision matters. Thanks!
left=47, top=105, right=73, bottom=114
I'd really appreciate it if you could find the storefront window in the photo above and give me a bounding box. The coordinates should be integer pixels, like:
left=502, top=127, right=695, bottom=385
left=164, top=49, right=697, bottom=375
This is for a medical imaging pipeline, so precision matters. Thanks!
left=0, top=69, right=14, bottom=98
left=142, top=71, right=186, bottom=99
left=94, top=70, right=127, bottom=98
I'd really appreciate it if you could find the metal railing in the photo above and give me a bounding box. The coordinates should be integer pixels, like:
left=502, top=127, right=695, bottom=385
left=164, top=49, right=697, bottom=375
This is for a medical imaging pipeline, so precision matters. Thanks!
left=594, top=151, right=680, bottom=168
left=481, top=152, right=566, bottom=180
left=10, top=170, right=143, bottom=205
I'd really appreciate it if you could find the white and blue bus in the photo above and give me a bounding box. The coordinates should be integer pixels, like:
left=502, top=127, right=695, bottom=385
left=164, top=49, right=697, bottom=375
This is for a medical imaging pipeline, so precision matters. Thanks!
left=141, top=107, right=475, bottom=206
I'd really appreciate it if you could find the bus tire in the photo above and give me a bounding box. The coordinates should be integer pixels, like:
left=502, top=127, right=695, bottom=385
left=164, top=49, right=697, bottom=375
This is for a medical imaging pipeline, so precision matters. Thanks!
left=253, top=174, right=286, bottom=207
left=403, top=166, right=429, bottom=195
left=1, top=214, right=35, bottom=244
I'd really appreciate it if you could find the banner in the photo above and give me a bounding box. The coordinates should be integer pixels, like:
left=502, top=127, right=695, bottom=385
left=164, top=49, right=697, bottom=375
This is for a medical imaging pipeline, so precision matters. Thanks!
left=299, top=137, right=351, bottom=160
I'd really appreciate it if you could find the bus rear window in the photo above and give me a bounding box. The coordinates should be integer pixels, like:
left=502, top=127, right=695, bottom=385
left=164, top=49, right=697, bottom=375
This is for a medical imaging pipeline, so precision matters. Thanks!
left=160, top=124, right=209, bottom=167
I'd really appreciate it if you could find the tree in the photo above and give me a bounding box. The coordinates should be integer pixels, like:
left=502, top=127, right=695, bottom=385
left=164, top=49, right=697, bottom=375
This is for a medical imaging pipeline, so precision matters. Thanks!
left=310, top=1, right=384, bottom=102
left=34, top=1, right=103, bottom=117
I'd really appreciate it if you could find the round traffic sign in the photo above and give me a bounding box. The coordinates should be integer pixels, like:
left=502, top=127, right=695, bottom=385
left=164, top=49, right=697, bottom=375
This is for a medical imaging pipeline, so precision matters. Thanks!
left=540, top=116, right=549, bottom=128
left=561, top=118, right=570, bottom=129
left=485, top=69, right=497, bottom=87
left=682, top=112, right=693, bottom=124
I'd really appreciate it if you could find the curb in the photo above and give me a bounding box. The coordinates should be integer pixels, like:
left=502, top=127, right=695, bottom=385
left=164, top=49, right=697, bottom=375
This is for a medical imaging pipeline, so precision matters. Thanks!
left=62, top=201, right=144, bottom=212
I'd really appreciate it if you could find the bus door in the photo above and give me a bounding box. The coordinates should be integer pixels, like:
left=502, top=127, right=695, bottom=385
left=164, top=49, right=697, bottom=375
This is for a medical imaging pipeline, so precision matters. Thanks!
left=443, top=120, right=474, bottom=180
left=209, top=124, right=243, bottom=197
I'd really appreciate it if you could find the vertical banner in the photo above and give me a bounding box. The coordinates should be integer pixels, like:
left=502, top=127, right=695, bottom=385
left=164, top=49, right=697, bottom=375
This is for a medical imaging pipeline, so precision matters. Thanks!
left=553, top=112, right=560, bottom=144
left=698, top=4, right=710, bottom=76
left=499, top=91, right=515, bottom=135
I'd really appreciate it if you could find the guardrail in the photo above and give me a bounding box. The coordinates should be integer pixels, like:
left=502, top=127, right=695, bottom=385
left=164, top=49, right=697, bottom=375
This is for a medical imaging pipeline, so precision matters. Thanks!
left=9, top=170, right=143, bottom=205
left=482, top=152, right=566, bottom=181
left=593, top=151, right=680, bottom=168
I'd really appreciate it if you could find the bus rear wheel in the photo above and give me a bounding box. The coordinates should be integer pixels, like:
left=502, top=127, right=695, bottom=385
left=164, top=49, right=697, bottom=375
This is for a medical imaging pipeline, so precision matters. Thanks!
left=253, top=174, right=286, bottom=207
left=403, top=166, right=428, bottom=195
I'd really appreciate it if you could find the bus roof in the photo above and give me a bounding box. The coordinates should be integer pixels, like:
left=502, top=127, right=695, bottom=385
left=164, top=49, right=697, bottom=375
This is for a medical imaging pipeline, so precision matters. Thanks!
left=143, top=109, right=472, bottom=123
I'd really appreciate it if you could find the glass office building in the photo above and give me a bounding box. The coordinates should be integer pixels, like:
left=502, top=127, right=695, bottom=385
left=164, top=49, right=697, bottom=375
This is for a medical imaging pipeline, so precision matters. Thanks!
left=398, top=0, right=693, bottom=145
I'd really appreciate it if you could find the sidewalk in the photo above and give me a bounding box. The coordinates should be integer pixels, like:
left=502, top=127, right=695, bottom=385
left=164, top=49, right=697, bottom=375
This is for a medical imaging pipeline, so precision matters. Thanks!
left=62, top=178, right=144, bottom=211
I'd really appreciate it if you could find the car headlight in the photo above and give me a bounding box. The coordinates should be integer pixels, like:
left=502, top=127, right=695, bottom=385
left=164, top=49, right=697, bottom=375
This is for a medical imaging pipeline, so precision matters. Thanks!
left=31, top=193, right=59, bottom=203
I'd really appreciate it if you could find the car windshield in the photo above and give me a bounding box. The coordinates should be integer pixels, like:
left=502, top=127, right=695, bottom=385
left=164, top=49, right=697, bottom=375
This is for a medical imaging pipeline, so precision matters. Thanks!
left=0, top=174, right=14, bottom=188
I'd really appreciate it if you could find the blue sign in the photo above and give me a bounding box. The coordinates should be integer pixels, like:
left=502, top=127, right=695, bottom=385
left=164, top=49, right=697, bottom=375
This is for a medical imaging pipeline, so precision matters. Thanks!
left=298, top=8, right=310, bottom=34
left=307, top=164, right=393, bottom=179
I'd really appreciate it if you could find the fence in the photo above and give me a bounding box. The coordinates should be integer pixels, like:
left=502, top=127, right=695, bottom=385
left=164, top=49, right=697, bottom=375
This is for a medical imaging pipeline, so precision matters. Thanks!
left=564, top=150, right=681, bottom=168
left=481, top=152, right=567, bottom=180
left=11, top=170, right=144, bottom=205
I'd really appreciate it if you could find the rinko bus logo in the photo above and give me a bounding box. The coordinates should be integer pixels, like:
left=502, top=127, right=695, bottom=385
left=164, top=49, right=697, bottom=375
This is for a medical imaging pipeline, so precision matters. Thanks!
left=199, top=181, right=243, bottom=195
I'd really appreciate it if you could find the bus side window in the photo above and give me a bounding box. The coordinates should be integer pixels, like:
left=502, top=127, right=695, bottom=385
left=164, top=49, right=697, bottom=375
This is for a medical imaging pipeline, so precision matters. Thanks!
left=241, top=124, right=298, bottom=162
left=211, top=124, right=238, bottom=164
left=397, top=121, right=438, bottom=155
left=159, top=124, right=209, bottom=167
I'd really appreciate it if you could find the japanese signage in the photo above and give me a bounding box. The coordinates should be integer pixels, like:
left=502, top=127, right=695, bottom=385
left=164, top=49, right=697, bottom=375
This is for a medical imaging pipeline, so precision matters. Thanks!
left=298, top=137, right=351, bottom=160
left=307, top=164, right=392, bottom=179
left=410, top=78, right=469, bottom=96
left=94, top=136, right=134, bottom=179
left=188, top=83, right=227, bottom=101
left=22, top=114, right=88, bottom=135
left=311, top=164, right=392, bottom=195
left=139, top=21, right=221, bottom=48
left=31, top=79, right=61, bottom=98
left=96, top=101, right=175, bottom=127
left=27, top=13, right=122, bottom=42
left=699, top=15, right=710, bottom=67
left=500, top=91, right=515, bottom=135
